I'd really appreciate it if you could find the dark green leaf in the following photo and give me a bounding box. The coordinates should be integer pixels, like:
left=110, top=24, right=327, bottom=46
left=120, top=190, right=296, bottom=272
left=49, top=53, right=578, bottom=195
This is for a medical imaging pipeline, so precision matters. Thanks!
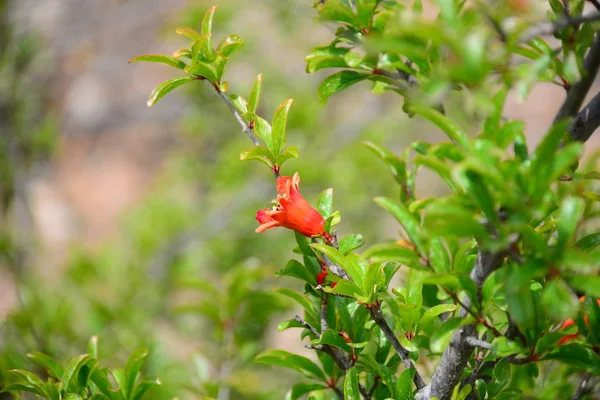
left=542, top=344, right=600, bottom=374
left=395, top=368, right=416, bottom=400
left=276, top=259, right=317, bottom=285
left=343, top=367, right=360, bottom=400
left=291, top=383, right=328, bottom=400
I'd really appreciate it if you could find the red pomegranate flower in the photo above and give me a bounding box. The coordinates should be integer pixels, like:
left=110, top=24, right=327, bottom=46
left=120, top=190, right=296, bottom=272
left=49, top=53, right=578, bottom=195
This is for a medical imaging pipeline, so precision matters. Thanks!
left=255, top=172, right=325, bottom=238
left=558, top=297, right=600, bottom=345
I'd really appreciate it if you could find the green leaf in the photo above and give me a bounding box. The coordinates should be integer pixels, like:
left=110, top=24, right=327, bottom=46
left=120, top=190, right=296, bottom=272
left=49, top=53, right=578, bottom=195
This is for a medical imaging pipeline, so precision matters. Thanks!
left=248, top=74, right=263, bottom=114
left=542, top=344, right=600, bottom=374
left=277, top=146, right=299, bottom=167
left=184, top=61, right=218, bottom=82
left=491, top=337, right=526, bottom=357
left=275, top=288, right=318, bottom=318
left=339, top=234, right=365, bottom=255
left=418, top=304, right=457, bottom=328
left=175, top=26, right=203, bottom=41
left=131, top=379, right=160, bottom=400
left=276, top=259, right=317, bottom=285
left=453, top=168, right=497, bottom=225
left=324, top=211, right=341, bottom=234
left=317, top=188, right=334, bottom=218
left=255, top=350, right=327, bottom=381
left=311, top=244, right=364, bottom=288
left=271, top=99, right=294, bottom=156
left=556, top=197, right=585, bottom=255
left=395, top=368, right=415, bottom=400
left=313, top=330, right=352, bottom=352
left=305, top=45, right=350, bottom=73
left=128, top=54, right=186, bottom=70
left=254, top=117, right=272, bottom=151
left=88, top=335, right=99, bottom=359
left=27, top=352, right=64, bottom=379
left=410, top=106, right=469, bottom=148
left=362, top=141, right=407, bottom=186
left=146, top=76, right=197, bottom=107
left=239, top=146, right=275, bottom=169
left=201, top=5, right=217, bottom=56
left=343, top=367, right=360, bottom=400
left=575, top=232, right=600, bottom=252
left=2, top=383, right=46, bottom=397
left=373, top=197, right=425, bottom=255
left=323, top=280, right=361, bottom=298
left=229, top=94, right=248, bottom=114
left=216, top=34, right=244, bottom=57
left=529, top=120, right=570, bottom=201
left=291, top=383, right=328, bottom=400
left=362, top=243, right=425, bottom=270
left=318, top=71, right=369, bottom=103
left=316, top=0, right=357, bottom=26
left=487, top=360, right=510, bottom=398
left=566, top=275, right=600, bottom=297
left=124, top=348, right=148, bottom=399
left=60, top=354, right=93, bottom=394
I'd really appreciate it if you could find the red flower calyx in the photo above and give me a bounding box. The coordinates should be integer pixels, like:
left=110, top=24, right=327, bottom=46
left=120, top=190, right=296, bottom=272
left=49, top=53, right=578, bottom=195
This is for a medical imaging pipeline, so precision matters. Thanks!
left=255, top=172, right=325, bottom=238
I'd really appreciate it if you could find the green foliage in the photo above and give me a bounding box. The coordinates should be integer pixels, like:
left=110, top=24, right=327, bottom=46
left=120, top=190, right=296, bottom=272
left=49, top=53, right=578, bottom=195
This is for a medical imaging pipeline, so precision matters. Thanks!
left=4, top=1, right=600, bottom=399
left=2, top=337, right=159, bottom=400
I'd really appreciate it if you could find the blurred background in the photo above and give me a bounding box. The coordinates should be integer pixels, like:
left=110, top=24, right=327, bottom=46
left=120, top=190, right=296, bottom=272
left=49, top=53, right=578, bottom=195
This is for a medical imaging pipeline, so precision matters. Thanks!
left=0, top=0, right=597, bottom=399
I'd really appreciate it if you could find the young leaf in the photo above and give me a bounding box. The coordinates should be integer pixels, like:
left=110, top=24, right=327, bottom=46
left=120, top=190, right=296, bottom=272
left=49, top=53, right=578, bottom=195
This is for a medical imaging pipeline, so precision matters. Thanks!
left=216, top=34, right=244, bottom=57
left=556, top=197, right=585, bottom=255
left=239, top=146, right=275, bottom=169
left=184, top=61, right=218, bottom=82
left=59, top=354, right=93, bottom=394
left=248, top=73, right=263, bottom=114
left=201, top=5, right=217, bottom=56
left=124, top=348, right=149, bottom=398
left=146, top=76, right=197, bottom=107
left=318, top=71, right=369, bottom=103
left=271, top=99, right=294, bottom=156
left=128, top=54, right=186, bottom=70
left=317, top=188, right=334, bottom=218
left=175, top=26, right=203, bottom=41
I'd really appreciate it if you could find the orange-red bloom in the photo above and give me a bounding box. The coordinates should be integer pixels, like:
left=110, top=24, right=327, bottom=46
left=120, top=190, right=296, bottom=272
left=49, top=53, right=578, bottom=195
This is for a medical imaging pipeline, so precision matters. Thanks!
left=255, top=172, right=325, bottom=238
left=558, top=297, right=600, bottom=345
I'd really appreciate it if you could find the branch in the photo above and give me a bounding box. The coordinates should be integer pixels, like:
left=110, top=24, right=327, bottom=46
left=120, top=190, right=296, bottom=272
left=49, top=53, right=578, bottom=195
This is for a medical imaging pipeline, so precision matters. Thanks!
left=568, top=89, right=600, bottom=142
left=573, top=373, right=593, bottom=400
left=555, top=32, right=600, bottom=127
left=321, top=296, right=329, bottom=332
left=294, top=315, right=320, bottom=337
left=464, top=337, right=492, bottom=350
left=212, top=84, right=260, bottom=146
left=368, top=305, right=426, bottom=390
left=521, top=11, right=600, bottom=43
left=421, top=251, right=504, bottom=400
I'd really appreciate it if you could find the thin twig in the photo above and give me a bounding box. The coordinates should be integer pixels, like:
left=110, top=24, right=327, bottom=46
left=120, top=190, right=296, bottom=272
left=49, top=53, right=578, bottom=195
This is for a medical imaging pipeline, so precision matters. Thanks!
left=212, top=84, right=260, bottom=146
left=521, top=11, right=600, bottom=43
left=368, top=305, right=426, bottom=390
left=464, top=337, right=492, bottom=350
left=573, top=373, right=592, bottom=400
left=294, top=315, right=321, bottom=337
